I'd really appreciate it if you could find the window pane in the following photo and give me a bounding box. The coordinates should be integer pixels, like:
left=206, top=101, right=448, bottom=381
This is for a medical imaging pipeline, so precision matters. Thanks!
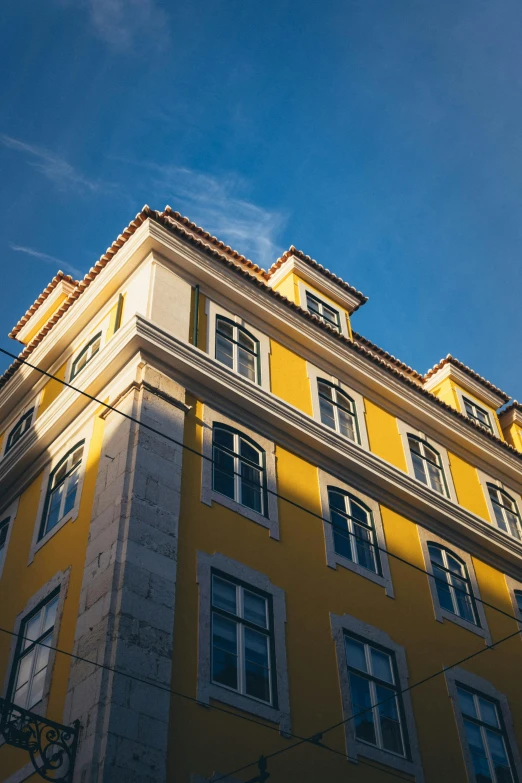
left=492, top=502, right=509, bottom=534
left=212, top=615, right=238, bottom=690
left=216, top=319, right=234, bottom=338
left=53, top=463, right=68, bottom=487
left=45, top=485, right=64, bottom=534
left=350, top=501, right=368, bottom=525
left=212, top=576, right=237, bottom=615
left=451, top=577, right=476, bottom=623
left=0, top=522, right=8, bottom=550
left=515, top=591, right=522, bottom=615
left=63, top=467, right=80, bottom=517
left=239, top=439, right=261, bottom=465
left=370, top=649, right=394, bottom=684
left=28, top=668, right=46, bottom=708
left=427, top=461, right=444, bottom=494
left=458, top=687, right=478, bottom=719
left=238, top=331, right=255, bottom=351
left=240, top=463, right=262, bottom=513
left=23, top=612, right=43, bottom=649
left=411, top=452, right=427, bottom=484
left=42, top=596, right=59, bottom=634
left=213, top=447, right=235, bottom=500
left=33, top=634, right=51, bottom=676
left=216, top=334, right=234, bottom=369
left=318, top=382, right=333, bottom=401
left=376, top=684, right=404, bottom=755
left=238, top=348, right=256, bottom=382
left=322, top=304, right=338, bottom=327
left=338, top=408, right=356, bottom=440
left=332, top=510, right=353, bottom=561
left=328, top=490, right=346, bottom=512
left=14, top=651, right=34, bottom=694
left=244, top=627, right=270, bottom=702
left=319, top=397, right=336, bottom=430
left=243, top=591, right=268, bottom=628
left=345, top=638, right=367, bottom=672
left=428, top=544, right=444, bottom=567
left=213, top=427, right=234, bottom=450
left=433, top=565, right=456, bottom=614
left=349, top=673, right=376, bottom=745
left=478, top=698, right=500, bottom=728
left=306, top=294, right=320, bottom=315
left=354, top=524, right=377, bottom=573
left=504, top=510, right=521, bottom=540
left=464, top=720, right=492, bottom=782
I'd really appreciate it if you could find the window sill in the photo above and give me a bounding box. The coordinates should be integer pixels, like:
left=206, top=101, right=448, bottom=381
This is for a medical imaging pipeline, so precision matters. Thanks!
left=28, top=509, right=79, bottom=565
left=329, top=553, right=394, bottom=597
left=204, top=681, right=282, bottom=728
left=203, top=490, right=279, bottom=540
left=438, top=608, right=491, bottom=644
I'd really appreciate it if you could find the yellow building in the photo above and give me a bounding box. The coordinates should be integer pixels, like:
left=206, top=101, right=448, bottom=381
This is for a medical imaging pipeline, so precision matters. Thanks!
left=0, top=205, right=521, bottom=783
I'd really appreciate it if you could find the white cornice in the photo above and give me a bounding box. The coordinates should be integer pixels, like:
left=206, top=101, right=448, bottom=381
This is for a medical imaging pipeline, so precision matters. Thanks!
left=499, top=407, right=522, bottom=428
left=266, top=255, right=362, bottom=313
left=1, top=217, right=521, bottom=491
left=423, top=363, right=506, bottom=410
left=2, top=315, right=522, bottom=580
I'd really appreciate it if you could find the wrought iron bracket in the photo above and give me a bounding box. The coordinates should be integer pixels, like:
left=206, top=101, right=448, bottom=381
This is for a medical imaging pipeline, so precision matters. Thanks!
left=0, top=697, right=79, bottom=782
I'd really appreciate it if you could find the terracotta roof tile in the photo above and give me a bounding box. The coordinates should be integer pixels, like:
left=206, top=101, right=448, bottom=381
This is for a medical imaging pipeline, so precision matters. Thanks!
left=9, top=271, right=78, bottom=339
left=267, top=246, right=368, bottom=310
left=424, top=355, right=510, bottom=404
left=1, top=206, right=519, bottom=464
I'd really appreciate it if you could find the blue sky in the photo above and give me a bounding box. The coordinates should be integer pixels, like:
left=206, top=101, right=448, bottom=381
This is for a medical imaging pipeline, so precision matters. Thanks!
left=1, top=0, right=522, bottom=399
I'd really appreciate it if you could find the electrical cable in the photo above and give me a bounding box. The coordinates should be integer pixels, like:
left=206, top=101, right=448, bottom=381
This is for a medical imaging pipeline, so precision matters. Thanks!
left=1, top=346, right=522, bottom=780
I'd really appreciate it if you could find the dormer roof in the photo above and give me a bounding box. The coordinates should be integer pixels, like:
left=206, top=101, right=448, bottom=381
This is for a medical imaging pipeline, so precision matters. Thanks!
left=9, top=271, right=78, bottom=344
left=266, top=246, right=368, bottom=314
left=423, top=355, right=510, bottom=409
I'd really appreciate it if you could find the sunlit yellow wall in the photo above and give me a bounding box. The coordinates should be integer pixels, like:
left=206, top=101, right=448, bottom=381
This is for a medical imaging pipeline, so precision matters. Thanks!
left=168, top=401, right=522, bottom=783
left=37, top=361, right=68, bottom=419
left=428, top=378, right=460, bottom=410
left=269, top=340, right=313, bottom=415
left=271, top=271, right=298, bottom=303
left=21, top=293, right=70, bottom=345
left=365, top=398, right=407, bottom=471
left=0, top=411, right=104, bottom=778
left=448, top=451, right=490, bottom=520
left=106, top=293, right=126, bottom=338
left=502, top=421, right=522, bottom=452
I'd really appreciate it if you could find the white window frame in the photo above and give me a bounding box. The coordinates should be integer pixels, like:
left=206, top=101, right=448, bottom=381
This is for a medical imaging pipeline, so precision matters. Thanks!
left=1, top=569, right=70, bottom=719
left=1, top=397, right=40, bottom=461
left=29, top=418, right=95, bottom=563
left=197, top=551, right=291, bottom=735
left=69, top=331, right=103, bottom=381
left=330, top=613, right=424, bottom=781
left=397, top=419, right=457, bottom=502
left=201, top=406, right=279, bottom=539
left=445, top=667, right=522, bottom=783
left=477, top=470, right=522, bottom=542
left=297, top=280, right=350, bottom=338
left=0, top=497, right=19, bottom=582
left=505, top=575, right=522, bottom=628
left=417, top=528, right=490, bottom=643
left=307, top=363, right=369, bottom=450
left=453, top=387, right=501, bottom=438
left=207, top=300, right=271, bottom=391
left=318, top=469, right=394, bottom=596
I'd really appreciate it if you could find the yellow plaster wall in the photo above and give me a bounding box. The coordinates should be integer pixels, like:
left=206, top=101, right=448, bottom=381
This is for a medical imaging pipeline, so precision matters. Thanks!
left=365, top=398, right=407, bottom=471
left=269, top=339, right=313, bottom=414
left=21, top=293, right=69, bottom=345
left=167, top=402, right=522, bottom=783
left=36, top=361, right=68, bottom=419
left=271, top=270, right=298, bottom=304
left=0, top=411, right=105, bottom=779
left=428, top=378, right=460, bottom=411
left=503, top=422, right=522, bottom=452
left=106, top=293, right=126, bottom=338
left=448, top=451, right=490, bottom=520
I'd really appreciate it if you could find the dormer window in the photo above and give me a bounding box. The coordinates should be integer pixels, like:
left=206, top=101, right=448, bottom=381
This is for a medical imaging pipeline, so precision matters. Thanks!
left=70, top=333, right=102, bottom=381
left=462, top=397, right=493, bottom=433
left=305, top=292, right=340, bottom=331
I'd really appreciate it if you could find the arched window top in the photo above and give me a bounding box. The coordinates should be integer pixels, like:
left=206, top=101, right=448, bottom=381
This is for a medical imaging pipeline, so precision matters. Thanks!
left=212, top=424, right=266, bottom=516
left=39, top=441, right=85, bottom=539
left=407, top=435, right=448, bottom=496
left=70, top=332, right=102, bottom=381
left=327, top=487, right=379, bottom=574
left=427, top=542, right=478, bottom=625
left=318, top=380, right=359, bottom=443
left=5, top=407, right=34, bottom=454
left=215, top=316, right=260, bottom=384
left=487, top=484, right=521, bottom=540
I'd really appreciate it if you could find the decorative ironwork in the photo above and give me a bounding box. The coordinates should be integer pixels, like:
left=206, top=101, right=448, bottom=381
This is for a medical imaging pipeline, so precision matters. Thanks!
left=0, top=696, right=79, bottom=782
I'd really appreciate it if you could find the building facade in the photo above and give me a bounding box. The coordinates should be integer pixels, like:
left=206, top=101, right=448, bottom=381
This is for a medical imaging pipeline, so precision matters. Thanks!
left=0, top=205, right=521, bottom=783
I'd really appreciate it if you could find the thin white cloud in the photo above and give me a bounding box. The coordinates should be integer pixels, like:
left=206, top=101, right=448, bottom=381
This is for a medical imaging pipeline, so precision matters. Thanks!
left=9, top=243, right=83, bottom=279
left=61, top=0, right=170, bottom=51
left=118, top=160, right=287, bottom=267
left=1, top=135, right=100, bottom=193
